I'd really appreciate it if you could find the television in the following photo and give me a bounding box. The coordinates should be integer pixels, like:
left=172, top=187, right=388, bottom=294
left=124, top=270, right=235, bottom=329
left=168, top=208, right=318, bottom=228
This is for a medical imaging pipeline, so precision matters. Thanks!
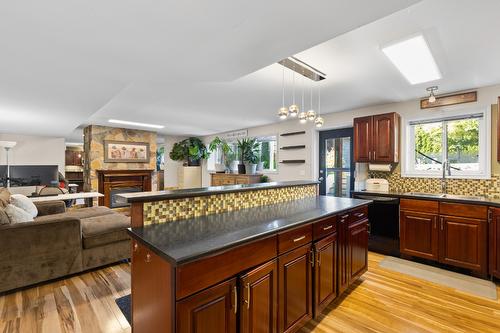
left=0, top=165, right=59, bottom=187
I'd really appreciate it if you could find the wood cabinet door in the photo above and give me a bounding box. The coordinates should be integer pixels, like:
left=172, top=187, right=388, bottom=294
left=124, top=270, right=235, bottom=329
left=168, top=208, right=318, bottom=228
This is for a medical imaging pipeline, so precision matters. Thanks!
left=240, top=260, right=277, bottom=333
left=177, top=278, right=237, bottom=333
left=372, top=113, right=398, bottom=163
left=278, top=244, right=313, bottom=333
left=400, top=210, right=439, bottom=261
left=313, top=233, right=338, bottom=318
left=353, top=116, right=372, bottom=162
left=337, top=213, right=349, bottom=295
left=348, top=219, right=368, bottom=283
left=489, top=208, right=500, bottom=278
left=439, top=215, right=487, bottom=274
left=132, top=241, right=173, bottom=333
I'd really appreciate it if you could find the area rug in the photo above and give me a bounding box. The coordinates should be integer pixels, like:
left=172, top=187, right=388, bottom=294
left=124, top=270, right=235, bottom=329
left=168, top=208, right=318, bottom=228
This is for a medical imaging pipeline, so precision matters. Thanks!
left=115, top=294, right=131, bottom=325
left=379, top=256, right=497, bottom=300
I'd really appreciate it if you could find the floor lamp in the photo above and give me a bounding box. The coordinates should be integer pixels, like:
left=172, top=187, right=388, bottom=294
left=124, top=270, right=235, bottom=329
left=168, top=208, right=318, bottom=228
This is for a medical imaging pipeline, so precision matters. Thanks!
left=0, top=141, right=17, bottom=188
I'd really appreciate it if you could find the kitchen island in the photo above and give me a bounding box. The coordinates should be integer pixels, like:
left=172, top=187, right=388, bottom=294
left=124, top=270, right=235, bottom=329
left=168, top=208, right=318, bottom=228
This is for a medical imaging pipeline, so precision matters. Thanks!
left=126, top=195, right=370, bottom=333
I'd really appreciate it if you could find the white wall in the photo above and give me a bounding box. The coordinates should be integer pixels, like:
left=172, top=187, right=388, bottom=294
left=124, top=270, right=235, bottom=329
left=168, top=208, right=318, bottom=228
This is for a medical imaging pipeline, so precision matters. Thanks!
left=0, top=133, right=65, bottom=174
left=202, top=83, right=500, bottom=186
left=164, top=135, right=189, bottom=189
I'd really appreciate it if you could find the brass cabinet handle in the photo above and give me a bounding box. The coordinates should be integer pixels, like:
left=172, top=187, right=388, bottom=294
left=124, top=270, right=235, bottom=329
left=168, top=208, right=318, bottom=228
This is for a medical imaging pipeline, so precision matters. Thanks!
left=310, top=250, right=315, bottom=267
left=355, top=212, right=365, bottom=218
left=293, top=235, right=306, bottom=243
left=233, top=286, right=238, bottom=314
left=245, top=283, right=250, bottom=310
left=440, top=218, right=444, bottom=231
left=373, top=151, right=376, bottom=160
left=369, top=151, right=371, bottom=160
left=145, top=253, right=151, bottom=263
left=323, top=225, right=333, bottom=231
left=133, top=242, right=138, bottom=252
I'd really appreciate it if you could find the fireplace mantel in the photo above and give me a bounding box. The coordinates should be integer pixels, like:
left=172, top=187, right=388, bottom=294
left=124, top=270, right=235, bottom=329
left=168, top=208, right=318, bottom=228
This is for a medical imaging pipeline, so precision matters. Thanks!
left=96, top=169, right=153, bottom=207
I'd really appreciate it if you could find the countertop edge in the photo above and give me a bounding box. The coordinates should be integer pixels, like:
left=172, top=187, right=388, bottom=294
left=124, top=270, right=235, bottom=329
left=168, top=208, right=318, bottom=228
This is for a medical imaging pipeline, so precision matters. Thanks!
left=352, top=190, right=500, bottom=207
left=127, top=199, right=371, bottom=266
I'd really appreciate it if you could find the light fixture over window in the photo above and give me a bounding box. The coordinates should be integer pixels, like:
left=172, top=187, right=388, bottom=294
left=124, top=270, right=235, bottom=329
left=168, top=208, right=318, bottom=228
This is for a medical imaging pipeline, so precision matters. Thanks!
left=427, top=86, right=438, bottom=103
left=382, top=35, right=441, bottom=85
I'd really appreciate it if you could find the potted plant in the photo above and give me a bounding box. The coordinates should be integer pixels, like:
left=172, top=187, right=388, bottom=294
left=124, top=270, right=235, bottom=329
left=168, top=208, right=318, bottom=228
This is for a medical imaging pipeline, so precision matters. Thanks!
left=209, top=137, right=233, bottom=173
left=169, top=137, right=209, bottom=166
left=237, top=138, right=260, bottom=175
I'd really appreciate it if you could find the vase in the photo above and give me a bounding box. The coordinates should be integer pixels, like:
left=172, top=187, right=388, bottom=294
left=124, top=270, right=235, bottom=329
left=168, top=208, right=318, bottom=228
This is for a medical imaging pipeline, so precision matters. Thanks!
left=245, top=163, right=257, bottom=175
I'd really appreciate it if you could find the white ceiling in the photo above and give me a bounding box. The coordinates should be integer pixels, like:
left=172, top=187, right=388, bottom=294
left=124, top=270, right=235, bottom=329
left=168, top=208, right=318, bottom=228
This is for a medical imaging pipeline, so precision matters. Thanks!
left=5, top=0, right=500, bottom=140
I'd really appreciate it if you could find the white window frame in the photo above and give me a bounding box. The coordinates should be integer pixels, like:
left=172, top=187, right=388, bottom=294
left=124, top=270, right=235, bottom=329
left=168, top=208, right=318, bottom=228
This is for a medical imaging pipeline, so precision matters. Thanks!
left=402, top=106, right=491, bottom=179
left=255, top=135, right=279, bottom=174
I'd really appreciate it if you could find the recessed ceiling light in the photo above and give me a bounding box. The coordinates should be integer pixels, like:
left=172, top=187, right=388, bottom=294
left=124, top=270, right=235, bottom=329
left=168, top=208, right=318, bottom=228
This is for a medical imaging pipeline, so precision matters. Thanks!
left=108, top=119, right=164, bottom=129
left=382, top=35, right=441, bottom=85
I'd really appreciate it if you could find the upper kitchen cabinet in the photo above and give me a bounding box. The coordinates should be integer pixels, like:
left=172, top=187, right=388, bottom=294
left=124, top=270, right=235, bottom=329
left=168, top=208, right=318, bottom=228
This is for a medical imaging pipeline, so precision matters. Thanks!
left=353, top=112, right=400, bottom=163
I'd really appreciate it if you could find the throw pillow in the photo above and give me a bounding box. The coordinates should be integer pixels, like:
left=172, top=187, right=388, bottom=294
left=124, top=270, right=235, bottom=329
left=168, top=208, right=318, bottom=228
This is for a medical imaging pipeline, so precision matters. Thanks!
left=4, top=204, right=34, bottom=224
left=0, top=188, right=10, bottom=208
left=10, top=194, right=38, bottom=218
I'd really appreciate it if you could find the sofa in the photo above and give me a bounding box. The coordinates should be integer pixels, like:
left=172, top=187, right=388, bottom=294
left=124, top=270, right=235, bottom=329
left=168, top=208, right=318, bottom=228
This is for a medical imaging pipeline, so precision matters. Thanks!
left=0, top=200, right=131, bottom=293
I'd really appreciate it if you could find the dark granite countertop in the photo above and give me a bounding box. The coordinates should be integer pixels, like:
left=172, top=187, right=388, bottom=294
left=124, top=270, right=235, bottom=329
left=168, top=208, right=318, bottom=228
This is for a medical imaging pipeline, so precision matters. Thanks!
left=117, top=180, right=319, bottom=203
left=127, top=196, right=370, bottom=265
left=352, top=190, right=500, bottom=207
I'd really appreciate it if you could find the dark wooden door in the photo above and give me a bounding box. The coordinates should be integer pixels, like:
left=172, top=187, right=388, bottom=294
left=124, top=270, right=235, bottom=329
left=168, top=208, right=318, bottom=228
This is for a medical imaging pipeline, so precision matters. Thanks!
left=372, top=113, right=398, bottom=163
left=313, top=233, right=337, bottom=317
left=348, top=219, right=368, bottom=283
left=400, top=210, right=439, bottom=261
left=489, top=208, right=500, bottom=278
left=177, top=278, right=237, bottom=333
left=439, top=215, right=487, bottom=275
left=278, top=244, right=313, bottom=333
left=132, top=241, right=173, bottom=333
left=240, top=260, right=277, bottom=333
left=337, top=213, right=349, bottom=294
left=353, top=116, right=372, bottom=163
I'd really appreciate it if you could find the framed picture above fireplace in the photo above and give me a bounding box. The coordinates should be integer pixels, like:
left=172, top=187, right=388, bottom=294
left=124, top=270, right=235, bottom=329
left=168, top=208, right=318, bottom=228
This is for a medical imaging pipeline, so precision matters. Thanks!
left=104, top=140, right=150, bottom=163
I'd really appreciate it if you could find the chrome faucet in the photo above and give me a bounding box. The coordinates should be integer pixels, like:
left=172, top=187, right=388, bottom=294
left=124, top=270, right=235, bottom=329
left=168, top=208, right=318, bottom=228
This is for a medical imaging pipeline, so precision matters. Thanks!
left=441, top=160, right=451, bottom=193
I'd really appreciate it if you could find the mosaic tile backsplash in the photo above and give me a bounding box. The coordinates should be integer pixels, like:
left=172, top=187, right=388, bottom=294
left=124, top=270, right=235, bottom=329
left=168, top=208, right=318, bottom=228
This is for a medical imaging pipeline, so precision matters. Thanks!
left=143, top=184, right=318, bottom=225
left=369, top=167, right=500, bottom=199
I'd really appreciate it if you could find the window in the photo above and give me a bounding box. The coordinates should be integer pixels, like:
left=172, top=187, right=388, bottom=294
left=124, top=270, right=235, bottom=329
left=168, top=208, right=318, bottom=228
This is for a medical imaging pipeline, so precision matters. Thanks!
left=404, top=109, right=490, bottom=179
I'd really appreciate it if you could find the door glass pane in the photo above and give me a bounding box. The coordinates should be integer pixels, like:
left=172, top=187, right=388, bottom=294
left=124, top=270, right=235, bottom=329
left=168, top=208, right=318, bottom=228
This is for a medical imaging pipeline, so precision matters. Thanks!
left=325, top=137, right=351, bottom=197
left=414, top=122, right=443, bottom=171
left=446, top=118, right=479, bottom=173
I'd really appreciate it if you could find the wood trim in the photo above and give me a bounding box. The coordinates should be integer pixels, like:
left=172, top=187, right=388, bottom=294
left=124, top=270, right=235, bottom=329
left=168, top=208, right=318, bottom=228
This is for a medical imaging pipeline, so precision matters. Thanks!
left=176, top=236, right=277, bottom=300
left=420, top=91, right=477, bottom=109
left=130, top=202, right=144, bottom=228
left=400, top=198, right=439, bottom=214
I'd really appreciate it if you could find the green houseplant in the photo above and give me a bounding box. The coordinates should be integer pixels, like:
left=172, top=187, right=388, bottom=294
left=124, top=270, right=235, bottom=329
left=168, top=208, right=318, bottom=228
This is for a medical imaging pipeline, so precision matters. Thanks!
left=237, top=138, right=260, bottom=174
left=169, top=137, right=209, bottom=166
left=209, top=137, right=233, bottom=173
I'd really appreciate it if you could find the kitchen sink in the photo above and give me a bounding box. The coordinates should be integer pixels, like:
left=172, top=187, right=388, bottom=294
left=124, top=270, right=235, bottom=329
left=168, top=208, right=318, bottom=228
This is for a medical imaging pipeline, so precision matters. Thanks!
left=404, top=192, right=486, bottom=201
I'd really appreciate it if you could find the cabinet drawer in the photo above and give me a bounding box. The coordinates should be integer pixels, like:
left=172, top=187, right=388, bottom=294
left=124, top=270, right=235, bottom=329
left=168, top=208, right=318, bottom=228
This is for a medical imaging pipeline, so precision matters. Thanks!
left=400, top=199, right=439, bottom=214
left=313, top=215, right=337, bottom=240
left=350, top=205, right=368, bottom=223
left=338, top=212, right=350, bottom=225
left=278, top=224, right=312, bottom=254
left=439, top=202, right=487, bottom=219
left=234, top=176, right=250, bottom=184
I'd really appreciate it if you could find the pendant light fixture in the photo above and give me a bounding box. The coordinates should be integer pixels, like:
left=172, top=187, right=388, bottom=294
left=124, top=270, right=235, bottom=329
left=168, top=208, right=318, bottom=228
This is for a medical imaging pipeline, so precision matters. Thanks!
left=288, top=67, right=299, bottom=117
left=427, top=86, right=438, bottom=103
left=306, top=81, right=316, bottom=121
left=314, top=84, right=324, bottom=128
left=298, top=73, right=307, bottom=124
left=278, top=65, right=288, bottom=119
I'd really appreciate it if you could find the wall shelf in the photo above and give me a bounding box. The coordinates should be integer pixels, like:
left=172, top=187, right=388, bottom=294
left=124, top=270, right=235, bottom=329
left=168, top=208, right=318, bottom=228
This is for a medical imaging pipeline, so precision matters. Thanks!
left=280, top=131, right=306, bottom=137
left=280, top=160, right=306, bottom=164
left=280, top=145, right=306, bottom=150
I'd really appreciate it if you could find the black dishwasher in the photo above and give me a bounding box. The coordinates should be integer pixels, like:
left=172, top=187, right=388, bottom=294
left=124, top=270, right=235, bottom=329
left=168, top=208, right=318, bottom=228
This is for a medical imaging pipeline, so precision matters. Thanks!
left=353, top=194, right=400, bottom=257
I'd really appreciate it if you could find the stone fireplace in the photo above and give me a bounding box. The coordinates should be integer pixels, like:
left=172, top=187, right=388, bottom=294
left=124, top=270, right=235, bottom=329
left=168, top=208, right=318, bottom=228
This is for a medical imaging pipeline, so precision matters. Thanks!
left=96, top=170, right=153, bottom=208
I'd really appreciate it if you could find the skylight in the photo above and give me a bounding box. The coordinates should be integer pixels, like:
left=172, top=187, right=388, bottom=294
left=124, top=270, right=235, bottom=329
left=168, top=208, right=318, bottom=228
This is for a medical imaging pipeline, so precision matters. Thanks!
left=382, top=35, right=441, bottom=85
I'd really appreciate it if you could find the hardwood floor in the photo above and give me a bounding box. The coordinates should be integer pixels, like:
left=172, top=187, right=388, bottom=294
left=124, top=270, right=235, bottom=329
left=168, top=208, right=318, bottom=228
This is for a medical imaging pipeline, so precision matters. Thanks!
left=1, top=253, right=499, bottom=333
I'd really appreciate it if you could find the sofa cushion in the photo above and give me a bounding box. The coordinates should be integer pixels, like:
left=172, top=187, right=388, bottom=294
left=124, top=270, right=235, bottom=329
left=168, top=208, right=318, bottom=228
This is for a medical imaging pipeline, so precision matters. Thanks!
left=81, top=213, right=130, bottom=249
left=34, top=206, right=115, bottom=223
left=4, top=204, right=34, bottom=223
left=11, top=194, right=38, bottom=218
left=0, top=188, right=10, bottom=208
